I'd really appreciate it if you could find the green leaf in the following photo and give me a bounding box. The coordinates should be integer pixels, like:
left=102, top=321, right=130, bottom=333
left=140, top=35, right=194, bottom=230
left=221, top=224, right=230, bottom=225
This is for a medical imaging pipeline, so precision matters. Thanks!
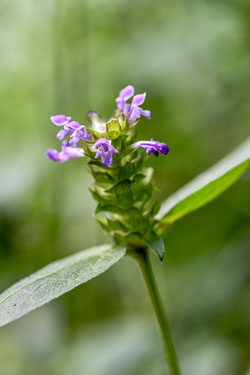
left=0, top=245, right=125, bottom=327
left=145, top=233, right=165, bottom=261
left=156, top=138, right=250, bottom=232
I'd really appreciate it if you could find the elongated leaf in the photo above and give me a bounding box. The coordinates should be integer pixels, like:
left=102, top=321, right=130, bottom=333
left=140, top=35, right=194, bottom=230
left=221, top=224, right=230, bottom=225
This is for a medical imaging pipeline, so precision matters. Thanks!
left=0, top=245, right=125, bottom=327
left=156, top=138, right=250, bottom=232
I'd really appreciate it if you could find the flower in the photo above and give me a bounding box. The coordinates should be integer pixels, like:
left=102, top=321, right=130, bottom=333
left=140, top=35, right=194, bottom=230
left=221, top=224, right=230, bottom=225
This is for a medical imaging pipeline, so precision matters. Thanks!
left=94, top=138, right=118, bottom=166
left=132, top=139, right=169, bottom=156
left=50, top=115, right=92, bottom=146
left=50, top=115, right=72, bottom=126
left=46, top=140, right=85, bottom=162
left=116, top=85, right=151, bottom=124
left=64, top=121, right=92, bottom=146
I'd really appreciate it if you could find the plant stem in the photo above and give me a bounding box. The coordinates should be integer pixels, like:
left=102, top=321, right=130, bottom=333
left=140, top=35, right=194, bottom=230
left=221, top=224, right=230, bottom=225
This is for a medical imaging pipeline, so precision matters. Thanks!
left=135, top=248, right=181, bottom=375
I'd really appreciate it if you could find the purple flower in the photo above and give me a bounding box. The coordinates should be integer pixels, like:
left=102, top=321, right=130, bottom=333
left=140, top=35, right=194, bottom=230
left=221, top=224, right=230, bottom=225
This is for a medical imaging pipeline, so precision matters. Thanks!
left=64, top=121, right=92, bottom=146
left=132, top=139, right=169, bottom=156
left=46, top=140, right=85, bottom=163
left=116, top=85, right=151, bottom=124
left=94, top=138, right=118, bottom=166
left=50, top=116, right=92, bottom=146
left=50, top=115, right=72, bottom=126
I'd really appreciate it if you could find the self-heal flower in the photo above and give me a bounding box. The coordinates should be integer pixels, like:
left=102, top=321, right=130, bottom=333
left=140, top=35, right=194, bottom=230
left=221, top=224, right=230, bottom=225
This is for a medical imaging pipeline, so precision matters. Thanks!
left=56, top=121, right=92, bottom=146
left=94, top=138, right=118, bottom=166
left=132, top=139, right=169, bottom=156
left=46, top=140, right=84, bottom=163
left=116, top=85, right=151, bottom=124
left=66, top=121, right=92, bottom=146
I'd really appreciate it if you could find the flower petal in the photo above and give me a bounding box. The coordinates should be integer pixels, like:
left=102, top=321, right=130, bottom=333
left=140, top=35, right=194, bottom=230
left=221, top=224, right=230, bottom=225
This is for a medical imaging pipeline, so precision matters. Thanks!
left=46, top=141, right=84, bottom=163
left=46, top=149, right=69, bottom=162
left=57, top=129, right=71, bottom=140
left=50, top=115, right=71, bottom=126
left=118, top=85, right=135, bottom=101
left=128, top=106, right=141, bottom=124
left=131, top=93, right=146, bottom=106
left=69, top=131, right=82, bottom=147
left=140, top=109, right=151, bottom=119
left=64, top=121, right=81, bottom=130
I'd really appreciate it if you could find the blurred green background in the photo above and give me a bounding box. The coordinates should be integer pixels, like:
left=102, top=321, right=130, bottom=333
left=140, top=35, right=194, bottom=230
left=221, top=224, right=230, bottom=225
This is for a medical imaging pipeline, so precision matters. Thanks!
left=0, top=0, right=250, bottom=374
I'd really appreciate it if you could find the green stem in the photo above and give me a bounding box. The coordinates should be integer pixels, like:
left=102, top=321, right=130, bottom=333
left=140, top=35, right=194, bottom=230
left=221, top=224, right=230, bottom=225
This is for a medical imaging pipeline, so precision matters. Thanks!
left=135, top=248, right=181, bottom=375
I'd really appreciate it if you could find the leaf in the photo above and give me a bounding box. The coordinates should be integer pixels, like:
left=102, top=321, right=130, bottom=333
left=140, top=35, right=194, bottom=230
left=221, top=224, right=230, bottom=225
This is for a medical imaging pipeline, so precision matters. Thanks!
left=156, top=138, right=250, bottom=232
left=145, top=233, right=165, bottom=261
left=0, top=245, right=126, bottom=327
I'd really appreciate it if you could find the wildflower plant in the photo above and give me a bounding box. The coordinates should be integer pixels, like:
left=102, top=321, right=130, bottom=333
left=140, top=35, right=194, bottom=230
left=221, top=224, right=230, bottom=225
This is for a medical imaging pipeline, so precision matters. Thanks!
left=0, top=85, right=250, bottom=375
left=47, top=85, right=168, bottom=257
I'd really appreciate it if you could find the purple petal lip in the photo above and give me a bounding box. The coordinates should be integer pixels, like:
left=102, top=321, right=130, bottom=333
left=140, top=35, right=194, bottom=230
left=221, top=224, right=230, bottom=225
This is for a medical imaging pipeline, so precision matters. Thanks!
left=131, top=93, right=146, bottom=106
left=116, top=85, right=135, bottom=112
left=57, top=129, right=71, bottom=140
left=94, top=138, right=118, bottom=166
left=116, top=85, right=135, bottom=102
left=64, top=121, right=81, bottom=130
left=46, top=140, right=84, bottom=163
left=50, top=115, right=72, bottom=126
left=132, top=139, right=169, bottom=157
left=140, top=109, right=151, bottom=119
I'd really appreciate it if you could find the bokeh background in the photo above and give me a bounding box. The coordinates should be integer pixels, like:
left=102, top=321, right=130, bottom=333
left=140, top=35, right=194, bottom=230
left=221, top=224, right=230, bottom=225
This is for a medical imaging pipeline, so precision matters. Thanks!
left=0, top=1, right=250, bottom=374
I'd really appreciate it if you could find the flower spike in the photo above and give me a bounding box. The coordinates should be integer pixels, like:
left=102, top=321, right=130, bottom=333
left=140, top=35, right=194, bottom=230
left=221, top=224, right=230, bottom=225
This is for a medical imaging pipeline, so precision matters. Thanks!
left=47, top=86, right=168, bottom=254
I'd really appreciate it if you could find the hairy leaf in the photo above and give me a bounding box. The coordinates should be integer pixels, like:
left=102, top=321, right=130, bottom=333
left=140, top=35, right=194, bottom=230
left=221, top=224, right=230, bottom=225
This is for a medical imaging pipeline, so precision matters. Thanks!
left=156, top=138, right=250, bottom=232
left=0, top=245, right=125, bottom=327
